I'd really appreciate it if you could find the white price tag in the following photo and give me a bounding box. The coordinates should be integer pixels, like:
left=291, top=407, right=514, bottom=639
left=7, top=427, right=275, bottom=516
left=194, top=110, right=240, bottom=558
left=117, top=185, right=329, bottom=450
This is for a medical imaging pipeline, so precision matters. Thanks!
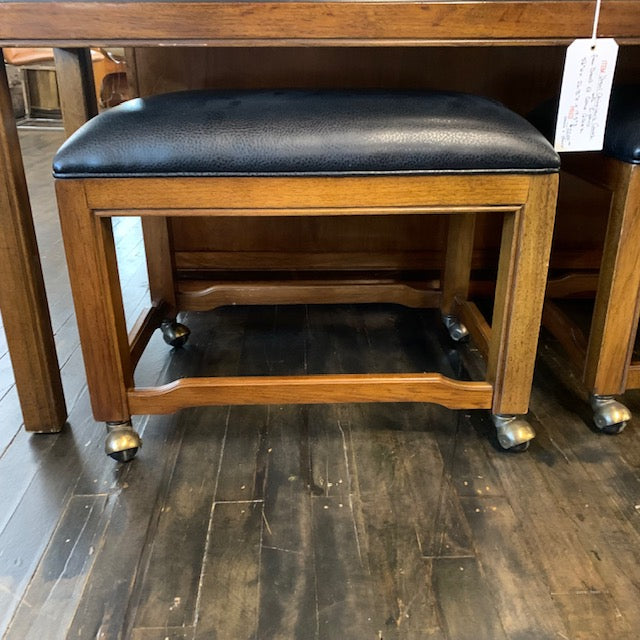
left=554, top=38, right=618, bottom=152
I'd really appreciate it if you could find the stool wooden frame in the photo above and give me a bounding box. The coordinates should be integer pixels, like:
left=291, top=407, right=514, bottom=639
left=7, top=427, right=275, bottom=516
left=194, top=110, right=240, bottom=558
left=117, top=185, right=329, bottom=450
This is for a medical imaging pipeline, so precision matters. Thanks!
left=544, top=154, right=640, bottom=432
left=56, top=172, right=558, bottom=459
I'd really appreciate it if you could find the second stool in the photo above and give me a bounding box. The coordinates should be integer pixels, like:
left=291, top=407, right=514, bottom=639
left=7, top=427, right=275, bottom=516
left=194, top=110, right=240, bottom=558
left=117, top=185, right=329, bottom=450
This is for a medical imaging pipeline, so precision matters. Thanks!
left=532, top=86, right=640, bottom=433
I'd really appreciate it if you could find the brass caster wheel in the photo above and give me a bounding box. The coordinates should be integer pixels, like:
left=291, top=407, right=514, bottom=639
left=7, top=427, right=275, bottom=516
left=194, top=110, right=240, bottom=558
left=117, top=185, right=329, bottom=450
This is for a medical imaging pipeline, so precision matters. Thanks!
left=442, top=314, right=470, bottom=343
left=491, top=414, right=535, bottom=451
left=590, top=395, right=630, bottom=434
left=161, top=319, right=190, bottom=348
left=105, top=421, right=142, bottom=463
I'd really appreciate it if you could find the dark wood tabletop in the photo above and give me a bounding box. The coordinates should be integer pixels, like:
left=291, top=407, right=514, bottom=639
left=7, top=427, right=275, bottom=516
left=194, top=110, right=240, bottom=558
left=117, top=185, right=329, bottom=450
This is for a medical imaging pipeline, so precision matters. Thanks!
left=1, top=0, right=640, bottom=47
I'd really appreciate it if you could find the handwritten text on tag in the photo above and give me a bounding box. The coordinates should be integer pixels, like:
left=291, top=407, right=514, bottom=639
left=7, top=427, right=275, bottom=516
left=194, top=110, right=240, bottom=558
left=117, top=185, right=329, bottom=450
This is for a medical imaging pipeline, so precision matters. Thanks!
left=554, top=38, right=618, bottom=152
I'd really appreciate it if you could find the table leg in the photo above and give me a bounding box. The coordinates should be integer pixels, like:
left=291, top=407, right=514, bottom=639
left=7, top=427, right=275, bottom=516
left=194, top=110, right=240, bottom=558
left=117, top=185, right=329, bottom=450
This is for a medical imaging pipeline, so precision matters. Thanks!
left=53, top=48, right=98, bottom=135
left=0, top=55, right=66, bottom=432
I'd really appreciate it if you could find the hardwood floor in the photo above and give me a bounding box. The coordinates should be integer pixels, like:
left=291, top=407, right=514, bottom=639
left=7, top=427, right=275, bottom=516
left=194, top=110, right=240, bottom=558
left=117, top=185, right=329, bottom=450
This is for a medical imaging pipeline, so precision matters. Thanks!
left=1, top=129, right=640, bottom=640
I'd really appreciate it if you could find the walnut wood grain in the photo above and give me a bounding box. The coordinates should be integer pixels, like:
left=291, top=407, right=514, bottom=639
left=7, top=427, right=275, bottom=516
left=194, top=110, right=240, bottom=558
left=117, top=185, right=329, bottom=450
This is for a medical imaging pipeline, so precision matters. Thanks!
left=141, top=218, right=177, bottom=311
left=56, top=180, right=132, bottom=422
left=1, top=2, right=640, bottom=46
left=488, top=174, right=559, bottom=415
left=84, top=175, right=529, bottom=210
left=0, top=57, right=66, bottom=432
left=52, top=48, right=98, bottom=136
left=177, top=280, right=441, bottom=310
left=127, top=374, right=494, bottom=415
left=584, top=162, right=640, bottom=395
left=442, top=213, right=476, bottom=315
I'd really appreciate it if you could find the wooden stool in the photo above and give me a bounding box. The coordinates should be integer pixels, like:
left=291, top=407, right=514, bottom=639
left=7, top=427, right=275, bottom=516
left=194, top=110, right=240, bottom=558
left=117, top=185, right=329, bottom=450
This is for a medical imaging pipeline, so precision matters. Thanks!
left=53, top=90, right=559, bottom=461
left=532, top=86, right=639, bottom=433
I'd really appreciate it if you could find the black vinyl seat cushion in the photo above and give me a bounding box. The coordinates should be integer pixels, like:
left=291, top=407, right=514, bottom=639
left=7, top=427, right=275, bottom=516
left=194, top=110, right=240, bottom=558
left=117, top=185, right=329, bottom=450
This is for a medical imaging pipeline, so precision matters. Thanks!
left=529, top=85, right=639, bottom=164
left=53, top=89, right=560, bottom=178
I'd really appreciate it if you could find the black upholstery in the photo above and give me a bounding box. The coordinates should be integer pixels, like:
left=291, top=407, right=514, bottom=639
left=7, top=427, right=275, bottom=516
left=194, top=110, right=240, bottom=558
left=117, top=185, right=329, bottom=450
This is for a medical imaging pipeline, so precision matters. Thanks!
left=53, top=90, right=560, bottom=178
left=529, top=85, right=639, bottom=164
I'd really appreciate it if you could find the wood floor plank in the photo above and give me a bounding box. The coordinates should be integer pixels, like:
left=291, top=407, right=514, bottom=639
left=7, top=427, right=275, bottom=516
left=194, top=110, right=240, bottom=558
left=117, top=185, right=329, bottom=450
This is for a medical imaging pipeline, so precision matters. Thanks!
left=63, top=413, right=183, bottom=640
left=311, top=494, right=379, bottom=639
left=482, top=411, right=634, bottom=640
left=432, top=556, right=508, bottom=640
left=521, top=396, right=640, bottom=635
left=357, top=309, right=476, bottom=560
left=420, top=470, right=476, bottom=559
left=305, top=304, right=371, bottom=375
left=347, top=406, right=446, bottom=639
left=278, top=306, right=379, bottom=636
left=0, top=386, right=29, bottom=454
left=4, top=495, right=110, bottom=640
left=257, top=546, right=316, bottom=640
left=193, top=501, right=263, bottom=640
left=257, top=405, right=318, bottom=640
left=254, top=305, right=318, bottom=639
left=128, top=305, right=253, bottom=635
left=303, top=405, right=353, bottom=503
left=60, top=310, right=249, bottom=637
left=350, top=402, right=474, bottom=562
left=305, top=306, right=392, bottom=504
left=132, top=306, right=265, bottom=638
left=533, top=346, right=640, bottom=529
left=131, top=407, right=227, bottom=631
left=0, top=391, right=109, bottom=634
left=305, top=303, right=472, bottom=637
left=0, top=437, right=79, bottom=632
left=265, top=304, right=308, bottom=377
left=212, top=305, right=274, bottom=503
left=52, top=342, right=90, bottom=425
left=214, top=405, right=269, bottom=503
left=445, top=415, right=505, bottom=500
left=461, top=495, right=569, bottom=640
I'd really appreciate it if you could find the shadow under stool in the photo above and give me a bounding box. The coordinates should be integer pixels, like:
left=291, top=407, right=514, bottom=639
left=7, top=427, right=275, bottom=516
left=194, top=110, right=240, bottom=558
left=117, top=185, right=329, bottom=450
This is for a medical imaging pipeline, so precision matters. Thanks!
left=531, top=86, right=640, bottom=433
left=52, top=89, right=559, bottom=462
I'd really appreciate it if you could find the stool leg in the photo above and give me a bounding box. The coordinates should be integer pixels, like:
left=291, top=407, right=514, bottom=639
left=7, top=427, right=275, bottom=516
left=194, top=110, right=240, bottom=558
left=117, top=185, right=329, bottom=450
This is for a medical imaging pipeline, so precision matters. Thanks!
left=141, top=217, right=191, bottom=348
left=584, top=163, right=640, bottom=433
left=487, top=174, right=558, bottom=450
left=441, top=213, right=476, bottom=342
left=56, top=180, right=141, bottom=461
